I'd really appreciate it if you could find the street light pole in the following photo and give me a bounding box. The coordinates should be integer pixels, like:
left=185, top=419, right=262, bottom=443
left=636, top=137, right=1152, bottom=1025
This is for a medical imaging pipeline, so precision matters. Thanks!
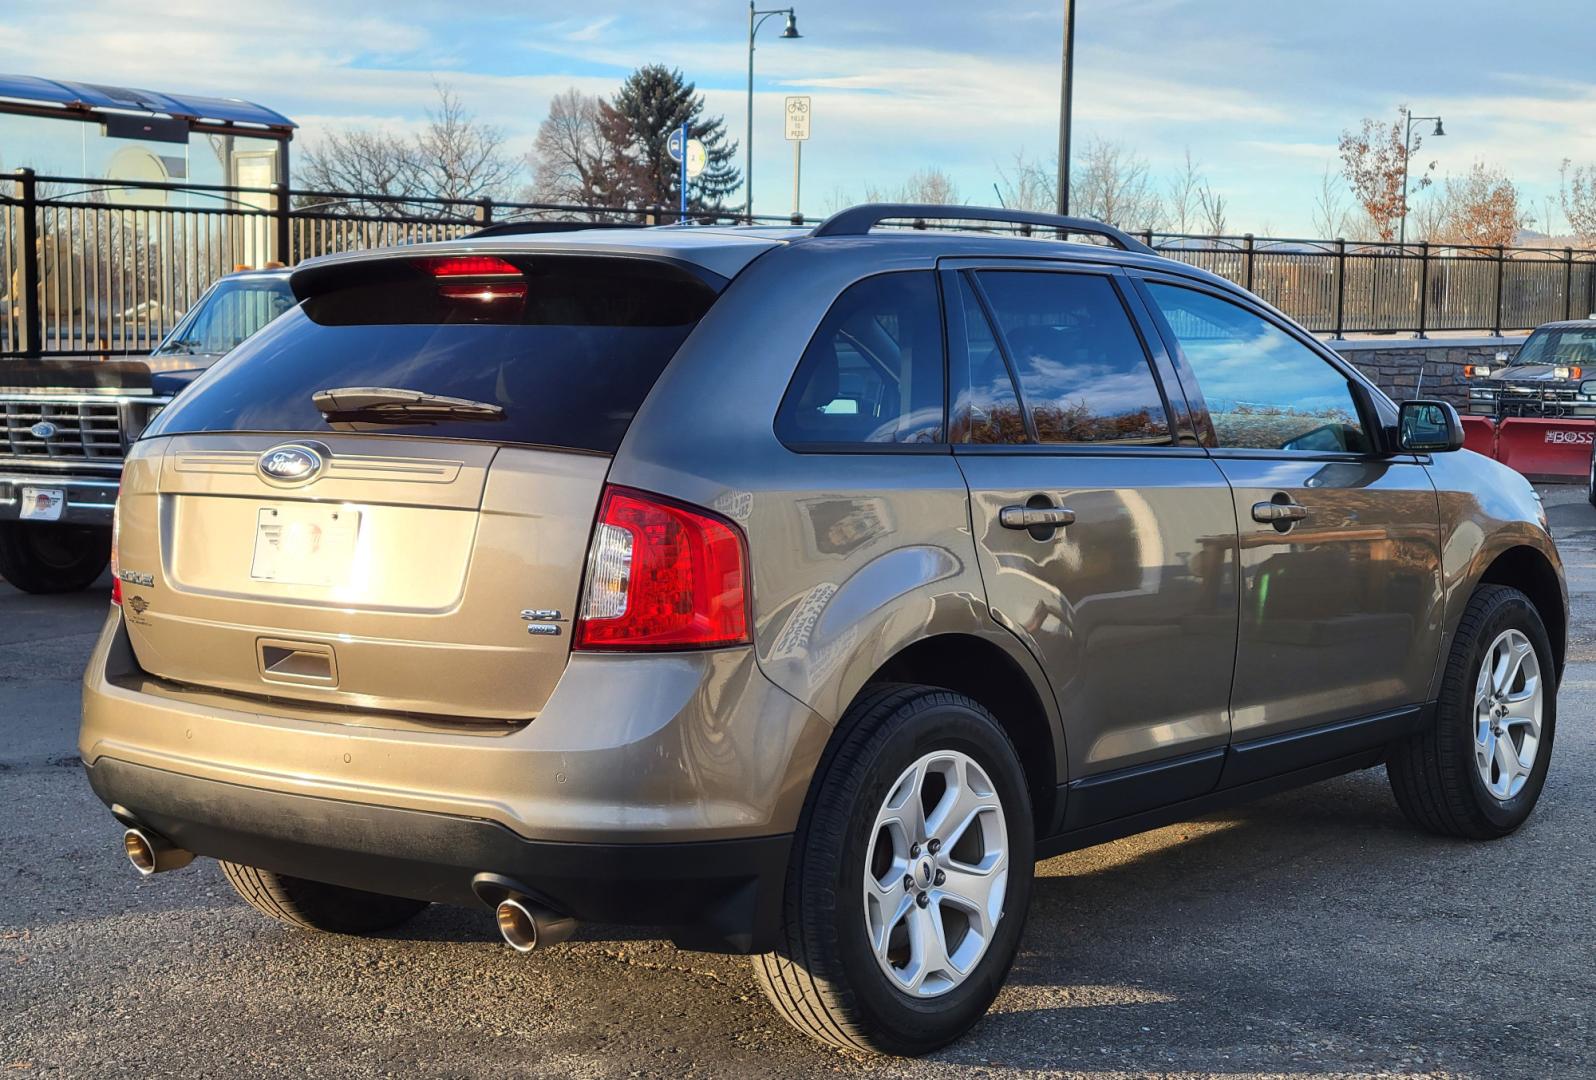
left=1398, top=107, right=1444, bottom=247
left=746, top=4, right=800, bottom=223
left=1057, top=0, right=1075, bottom=215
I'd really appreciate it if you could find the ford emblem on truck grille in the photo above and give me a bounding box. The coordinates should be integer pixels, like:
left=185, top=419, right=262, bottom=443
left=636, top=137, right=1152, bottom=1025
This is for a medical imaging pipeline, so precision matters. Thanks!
left=258, top=444, right=325, bottom=484
left=29, top=421, right=57, bottom=440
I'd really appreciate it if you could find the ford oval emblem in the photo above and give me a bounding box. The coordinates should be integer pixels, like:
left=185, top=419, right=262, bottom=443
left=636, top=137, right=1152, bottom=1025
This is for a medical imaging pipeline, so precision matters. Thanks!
left=258, top=444, right=325, bottom=484
left=29, top=421, right=57, bottom=440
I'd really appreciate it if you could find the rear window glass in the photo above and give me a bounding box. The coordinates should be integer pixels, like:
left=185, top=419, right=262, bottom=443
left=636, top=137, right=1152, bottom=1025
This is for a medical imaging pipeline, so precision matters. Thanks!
left=774, top=271, right=945, bottom=448
left=147, top=256, right=720, bottom=455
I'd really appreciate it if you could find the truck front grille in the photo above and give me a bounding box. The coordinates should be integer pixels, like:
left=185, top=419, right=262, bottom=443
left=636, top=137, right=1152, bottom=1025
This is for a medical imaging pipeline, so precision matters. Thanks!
left=1, top=400, right=124, bottom=460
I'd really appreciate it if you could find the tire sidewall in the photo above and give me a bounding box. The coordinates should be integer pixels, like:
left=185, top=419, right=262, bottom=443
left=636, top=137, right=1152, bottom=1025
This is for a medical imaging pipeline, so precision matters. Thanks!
left=824, top=698, right=1034, bottom=1054
left=1451, top=591, right=1557, bottom=830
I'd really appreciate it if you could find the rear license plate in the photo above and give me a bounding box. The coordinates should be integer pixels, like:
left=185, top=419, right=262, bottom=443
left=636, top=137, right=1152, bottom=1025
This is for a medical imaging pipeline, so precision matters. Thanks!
left=250, top=506, right=361, bottom=587
left=20, top=486, right=65, bottom=522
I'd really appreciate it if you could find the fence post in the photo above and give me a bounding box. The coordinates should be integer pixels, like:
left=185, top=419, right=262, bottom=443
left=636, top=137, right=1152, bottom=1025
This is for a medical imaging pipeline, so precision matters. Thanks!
left=271, top=183, right=291, bottom=266
left=1493, top=244, right=1505, bottom=337
left=475, top=198, right=493, bottom=226
left=1565, top=247, right=1575, bottom=321
left=16, top=168, right=41, bottom=358
left=1333, top=238, right=1346, bottom=338
left=1243, top=233, right=1255, bottom=292
left=1142, top=228, right=1153, bottom=248
left=1416, top=241, right=1430, bottom=339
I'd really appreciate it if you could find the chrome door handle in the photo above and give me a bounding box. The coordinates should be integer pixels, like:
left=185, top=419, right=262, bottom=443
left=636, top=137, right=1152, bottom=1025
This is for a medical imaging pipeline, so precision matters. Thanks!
left=1000, top=505, right=1076, bottom=529
left=1251, top=500, right=1308, bottom=523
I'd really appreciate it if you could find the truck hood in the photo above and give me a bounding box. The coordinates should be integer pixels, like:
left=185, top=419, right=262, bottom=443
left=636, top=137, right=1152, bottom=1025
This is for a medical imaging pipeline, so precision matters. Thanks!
left=1484, top=364, right=1577, bottom=383
left=0, top=354, right=220, bottom=397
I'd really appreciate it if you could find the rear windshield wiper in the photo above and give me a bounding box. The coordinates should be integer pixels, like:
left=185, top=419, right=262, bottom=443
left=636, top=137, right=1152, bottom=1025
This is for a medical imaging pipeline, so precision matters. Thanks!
left=311, top=386, right=504, bottom=421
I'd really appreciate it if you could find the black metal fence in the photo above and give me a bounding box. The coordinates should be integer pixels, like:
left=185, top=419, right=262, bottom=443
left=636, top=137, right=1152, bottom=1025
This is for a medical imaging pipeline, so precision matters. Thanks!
left=4, top=168, right=1595, bottom=359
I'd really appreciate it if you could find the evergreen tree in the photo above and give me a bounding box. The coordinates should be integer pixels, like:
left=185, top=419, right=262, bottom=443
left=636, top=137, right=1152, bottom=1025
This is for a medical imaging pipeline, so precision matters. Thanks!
left=599, top=65, right=740, bottom=214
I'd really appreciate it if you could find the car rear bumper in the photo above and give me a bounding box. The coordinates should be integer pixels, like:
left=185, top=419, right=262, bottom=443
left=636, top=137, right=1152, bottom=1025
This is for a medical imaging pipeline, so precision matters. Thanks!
left=80, top=611, right=831, bottom=951
left=0, top=473, right=118, bottom=524
left=86, top=756, right=792, bottom=952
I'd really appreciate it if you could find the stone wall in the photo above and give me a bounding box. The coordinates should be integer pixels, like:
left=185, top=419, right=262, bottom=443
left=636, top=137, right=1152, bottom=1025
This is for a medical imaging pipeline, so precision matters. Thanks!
left=1330, top=336, right=1523, bottom=407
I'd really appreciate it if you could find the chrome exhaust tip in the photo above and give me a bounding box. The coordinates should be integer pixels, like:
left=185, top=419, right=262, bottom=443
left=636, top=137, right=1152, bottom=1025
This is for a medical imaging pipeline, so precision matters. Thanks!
left=495, top=896, right=577, bottom=953
left=123, top=828, right=194, bottom=876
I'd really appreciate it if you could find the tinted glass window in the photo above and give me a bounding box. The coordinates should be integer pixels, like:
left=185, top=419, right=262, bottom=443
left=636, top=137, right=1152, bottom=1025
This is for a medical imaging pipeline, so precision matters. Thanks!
left=154, top=277, right=297, bottom=356
left=975, top=271, right=1171, bottom=445
left=951, top=275, right=1027, bottom=444
left=148, top=257, right=718, bottom=455
left=775, top=272, right=944, bottom=447
left=1515, top=326, right=1596, bottom=366
left=1145, top=283, right=1369, bottom=452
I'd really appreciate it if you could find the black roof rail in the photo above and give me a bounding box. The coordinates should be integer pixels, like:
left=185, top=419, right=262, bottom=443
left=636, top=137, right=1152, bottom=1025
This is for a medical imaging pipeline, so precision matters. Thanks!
left=466, top=219, right=642, bottom=239
left=809, top=203, right=1155, bottom=255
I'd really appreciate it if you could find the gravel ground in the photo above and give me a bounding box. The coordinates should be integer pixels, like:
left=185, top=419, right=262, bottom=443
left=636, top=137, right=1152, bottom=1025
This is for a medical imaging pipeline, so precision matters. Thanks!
left=2, top=487, right=1594, bottom=1079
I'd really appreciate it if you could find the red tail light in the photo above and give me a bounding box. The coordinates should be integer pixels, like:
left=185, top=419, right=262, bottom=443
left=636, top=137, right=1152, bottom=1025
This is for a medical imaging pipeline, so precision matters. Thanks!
left=574, top=486, right=749, bottom=651
left=414, top=255, right=521, bottom=277
left=110, top=489, right=122, bottom=606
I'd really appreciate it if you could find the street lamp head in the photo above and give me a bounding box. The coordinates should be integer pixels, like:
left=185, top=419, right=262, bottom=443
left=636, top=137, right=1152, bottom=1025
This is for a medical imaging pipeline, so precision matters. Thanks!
left=1432, top=118, right=1446, bottom=137
left=781, top=11, right=801, bottom=38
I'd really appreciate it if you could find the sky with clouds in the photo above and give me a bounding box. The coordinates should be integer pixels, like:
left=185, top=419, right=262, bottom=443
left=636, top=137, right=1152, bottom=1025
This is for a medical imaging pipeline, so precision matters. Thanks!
left=2, top=0, right=1594, bottom=235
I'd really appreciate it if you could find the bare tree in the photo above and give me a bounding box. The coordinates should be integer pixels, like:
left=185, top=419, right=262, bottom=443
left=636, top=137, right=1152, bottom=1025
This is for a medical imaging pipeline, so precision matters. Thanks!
left=1407, top=186, right=1453, bottom=243
left=863, top=167, right=964, bottom=205
left=1311, top=162, right=1354, bottom=238
left=994, top=151, right=1056, bottom=213
left=409, top=82, right=517, bottom=202
left=1166, top=149, right=1205, bottom=234
left=298, top=82, right=516, bottom=212
left=1561, top=159, right=1596, bottom=246
left=527, top=88, right=622, bottom=211
left=1338, top=107, right=1435, bottom=243
left=1069, top=138, right=1163, bottom=231
left=1198, top=184, right=1228, bottom=235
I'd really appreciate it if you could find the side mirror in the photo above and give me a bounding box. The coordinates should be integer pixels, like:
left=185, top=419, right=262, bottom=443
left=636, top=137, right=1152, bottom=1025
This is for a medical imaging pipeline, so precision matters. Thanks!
left=1397, top=399, right=1464, bottom=453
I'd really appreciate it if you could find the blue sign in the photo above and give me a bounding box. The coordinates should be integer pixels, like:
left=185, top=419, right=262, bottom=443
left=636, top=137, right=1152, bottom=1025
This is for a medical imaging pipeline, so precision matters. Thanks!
left=668, top=128, right=685, bottom=163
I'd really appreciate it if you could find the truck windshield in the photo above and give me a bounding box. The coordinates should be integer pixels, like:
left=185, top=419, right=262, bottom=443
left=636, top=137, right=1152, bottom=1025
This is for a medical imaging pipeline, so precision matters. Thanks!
left=154, top=277, right=297, bottom=357
left=1513, top=326, right=1596, bottom=367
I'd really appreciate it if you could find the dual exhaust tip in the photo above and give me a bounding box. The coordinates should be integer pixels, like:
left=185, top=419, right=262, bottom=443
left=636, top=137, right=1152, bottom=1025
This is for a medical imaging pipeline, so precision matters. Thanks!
left=123, top=828, right=194, bottom=876
left=121, top=834, right=574, bottom=952
left=494, top=896, right=578, bottom=953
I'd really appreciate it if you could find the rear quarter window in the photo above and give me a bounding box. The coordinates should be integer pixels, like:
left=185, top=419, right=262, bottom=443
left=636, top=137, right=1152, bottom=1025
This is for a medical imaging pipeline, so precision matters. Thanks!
left=147, top=256, right=720, bottom=455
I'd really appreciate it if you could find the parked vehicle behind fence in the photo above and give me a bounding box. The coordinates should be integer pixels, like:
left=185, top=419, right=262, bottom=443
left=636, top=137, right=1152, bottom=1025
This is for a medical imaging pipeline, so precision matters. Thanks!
left=81, top=207, right=1565, bottom=1055
left=0, top=267, right=294, bottom=593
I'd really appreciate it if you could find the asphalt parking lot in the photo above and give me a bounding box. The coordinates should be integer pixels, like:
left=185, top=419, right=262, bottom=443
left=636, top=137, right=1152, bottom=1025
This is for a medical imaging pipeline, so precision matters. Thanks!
left=3, top=488, right=1594, bottom=1079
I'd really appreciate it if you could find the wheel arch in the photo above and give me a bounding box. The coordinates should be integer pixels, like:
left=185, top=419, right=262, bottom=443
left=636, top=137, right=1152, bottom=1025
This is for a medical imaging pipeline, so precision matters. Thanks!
left=864, top=633, right=1062, bottom=833
left=1478, top=544, right=1567, bottom=677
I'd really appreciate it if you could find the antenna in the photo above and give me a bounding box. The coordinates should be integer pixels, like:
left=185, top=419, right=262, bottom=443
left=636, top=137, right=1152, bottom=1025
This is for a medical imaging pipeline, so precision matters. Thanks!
left=992, top=183, right=1006, bottom=209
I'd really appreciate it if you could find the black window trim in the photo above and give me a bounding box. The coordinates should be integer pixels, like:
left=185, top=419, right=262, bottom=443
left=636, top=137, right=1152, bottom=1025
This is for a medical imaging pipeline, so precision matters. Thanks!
left=943, top=261, right=1185, bottom=456
left=1126, top=270, right=1412, bottom=464
left=774, top=268, right=954, bottom=456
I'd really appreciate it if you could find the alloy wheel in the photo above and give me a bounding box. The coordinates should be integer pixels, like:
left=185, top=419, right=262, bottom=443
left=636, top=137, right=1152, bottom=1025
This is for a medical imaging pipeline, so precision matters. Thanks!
left=1473, top=628, right=1544, bottom=801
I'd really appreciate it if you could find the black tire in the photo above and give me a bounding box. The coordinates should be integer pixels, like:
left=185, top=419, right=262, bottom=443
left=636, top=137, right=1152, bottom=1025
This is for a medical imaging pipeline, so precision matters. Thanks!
left=0, top=521, right=110, bottom=594
left=753, top=684, right=1035, bottom=1056
left=1587, top=447, right=1596, bottom=508
left=1387, top=584, right=1556, bottom=839
left=219, top=862, right=429, bottom=935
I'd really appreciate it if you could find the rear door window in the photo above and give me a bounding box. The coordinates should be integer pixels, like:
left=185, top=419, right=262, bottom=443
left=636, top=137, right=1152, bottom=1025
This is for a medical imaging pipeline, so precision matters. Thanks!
left=147, top=256, right=721, bottom=455
left=774, top=272, right=945, bottom=448
left=966, top=270, right=1172, bottom=445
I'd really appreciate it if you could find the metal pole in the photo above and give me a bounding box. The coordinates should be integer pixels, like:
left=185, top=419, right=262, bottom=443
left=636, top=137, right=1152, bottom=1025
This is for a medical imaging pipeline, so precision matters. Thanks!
left=1057, top=0, right=1075, bottom=215
left=679, top=121, right=689, bottom=222
left=1334, top=237, right=1347, bottom=339
left=1565, top=247, right=1575, bottom=321
left=746, top=2, right=756, bottom=223
left=271, top=183, right=291, bottom=265
left=1244, top=233, right=1255, bottom=292
left=1416, top=241, right=1430, bottom=338
left=1398, top=109, right=1412, bottom=247
left=792, top=138, right=801, bottom=221
left=1493, top=244, right=1506, bottom=336
left=18, top=168, right=41, bottom=358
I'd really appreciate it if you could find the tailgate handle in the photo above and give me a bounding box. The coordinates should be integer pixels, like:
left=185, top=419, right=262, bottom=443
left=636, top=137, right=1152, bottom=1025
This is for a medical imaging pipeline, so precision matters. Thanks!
left=258, top=639, right=338, bottom=686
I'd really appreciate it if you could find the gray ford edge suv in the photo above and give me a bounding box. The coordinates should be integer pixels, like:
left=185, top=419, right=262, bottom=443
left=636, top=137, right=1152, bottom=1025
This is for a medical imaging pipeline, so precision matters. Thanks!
left=82, top=205, right=1565, bottom=1055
